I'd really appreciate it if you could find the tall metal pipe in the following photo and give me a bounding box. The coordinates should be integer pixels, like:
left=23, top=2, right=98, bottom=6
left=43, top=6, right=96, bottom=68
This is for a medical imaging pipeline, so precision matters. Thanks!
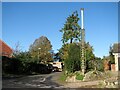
left=81, top=8, right=86, bottom=74
left=81, top=8, right=84, bottom=29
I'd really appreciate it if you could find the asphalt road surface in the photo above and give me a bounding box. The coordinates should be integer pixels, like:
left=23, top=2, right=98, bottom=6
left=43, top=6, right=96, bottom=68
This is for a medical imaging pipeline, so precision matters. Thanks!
left=2, top=72, right=64, bottom=88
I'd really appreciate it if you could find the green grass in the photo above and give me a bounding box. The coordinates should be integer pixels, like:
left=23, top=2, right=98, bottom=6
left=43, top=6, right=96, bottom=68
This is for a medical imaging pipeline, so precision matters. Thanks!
left=59, top=73, right=67, bottom=82
left=58, top=71, right=68, bottom=85
left=76, top=73, right=84, bottom=80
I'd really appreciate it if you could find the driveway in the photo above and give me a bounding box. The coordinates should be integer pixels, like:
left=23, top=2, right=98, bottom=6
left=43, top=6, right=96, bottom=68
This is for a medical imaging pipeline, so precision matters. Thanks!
left=2, top=72, right=64, bottom=88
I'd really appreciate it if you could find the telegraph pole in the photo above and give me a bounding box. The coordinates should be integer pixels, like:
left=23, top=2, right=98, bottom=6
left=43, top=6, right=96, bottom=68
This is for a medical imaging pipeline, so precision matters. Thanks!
left=81, top=8, right=86, bottom=75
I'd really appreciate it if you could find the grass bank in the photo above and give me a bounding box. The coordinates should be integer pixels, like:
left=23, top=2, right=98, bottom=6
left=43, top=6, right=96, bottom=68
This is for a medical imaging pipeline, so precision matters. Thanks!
left=58, top=71, right=67, bottom=84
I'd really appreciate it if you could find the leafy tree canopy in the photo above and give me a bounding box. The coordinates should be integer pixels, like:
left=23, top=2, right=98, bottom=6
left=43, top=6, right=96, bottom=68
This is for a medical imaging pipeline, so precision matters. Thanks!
left=59, top=42, right=95, bottom=61
left=64, top=43, right=81, bottom=73
left=29, top=36, right=52, bottom=64
left=60, top=11, right=81, bottom=44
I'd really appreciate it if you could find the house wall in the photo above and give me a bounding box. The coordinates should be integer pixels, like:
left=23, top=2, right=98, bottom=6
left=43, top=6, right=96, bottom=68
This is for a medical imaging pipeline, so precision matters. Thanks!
left=113, top=53, right=120, bottom=71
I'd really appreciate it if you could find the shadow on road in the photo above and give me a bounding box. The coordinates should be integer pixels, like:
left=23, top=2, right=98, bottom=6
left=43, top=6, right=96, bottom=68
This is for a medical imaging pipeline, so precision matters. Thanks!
left=44, top=76, right=62, bottom=88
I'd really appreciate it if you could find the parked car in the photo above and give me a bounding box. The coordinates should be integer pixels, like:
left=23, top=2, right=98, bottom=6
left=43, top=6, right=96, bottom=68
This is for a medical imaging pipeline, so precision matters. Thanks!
left=52, top=62, right=63, bottom=72
left=52, top=66, right=59, bottom=72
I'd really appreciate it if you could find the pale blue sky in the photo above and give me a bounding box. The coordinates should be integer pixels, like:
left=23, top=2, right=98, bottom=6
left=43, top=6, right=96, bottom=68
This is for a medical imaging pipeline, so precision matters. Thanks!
left=2, top=2, right=118, bottom=58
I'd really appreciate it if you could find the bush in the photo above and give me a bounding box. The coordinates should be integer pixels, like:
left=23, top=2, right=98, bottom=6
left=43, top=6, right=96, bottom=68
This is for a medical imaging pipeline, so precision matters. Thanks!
left=2, top=56, right=52, bottom=75
left=13, top=51, right=53, bottom=74
left=2, top=56, right=22, bottom=74
left=76, top=73, right=84, bottom=80
left=64, top=43, right=81, bottom=73
left=97, top=60, right=104, bottom=71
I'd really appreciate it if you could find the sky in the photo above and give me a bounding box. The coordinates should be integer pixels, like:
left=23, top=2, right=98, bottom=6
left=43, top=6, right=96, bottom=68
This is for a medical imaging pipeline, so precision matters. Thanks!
left=2, top=2, right=118, bottom=58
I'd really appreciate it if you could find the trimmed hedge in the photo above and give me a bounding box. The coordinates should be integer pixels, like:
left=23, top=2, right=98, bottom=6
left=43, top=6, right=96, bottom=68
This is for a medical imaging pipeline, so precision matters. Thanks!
left=2, top=56, right=52, bottom=75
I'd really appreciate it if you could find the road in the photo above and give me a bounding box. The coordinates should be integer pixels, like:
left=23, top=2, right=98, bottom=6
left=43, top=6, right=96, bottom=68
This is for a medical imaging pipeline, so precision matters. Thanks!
left=2, top=72, right=64, bottom=88
left=3, top=71, right=119, bottom=89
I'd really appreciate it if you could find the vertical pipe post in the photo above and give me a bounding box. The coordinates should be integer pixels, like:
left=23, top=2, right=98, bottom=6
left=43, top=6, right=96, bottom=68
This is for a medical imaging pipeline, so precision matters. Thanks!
left=81, top=8, right=84, bottom=29
left=81, top=8, right=86, bottom=75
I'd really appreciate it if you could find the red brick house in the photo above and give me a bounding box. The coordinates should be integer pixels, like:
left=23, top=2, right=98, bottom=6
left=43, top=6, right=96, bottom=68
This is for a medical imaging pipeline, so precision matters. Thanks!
left=0, top=39, right=13, bottom=57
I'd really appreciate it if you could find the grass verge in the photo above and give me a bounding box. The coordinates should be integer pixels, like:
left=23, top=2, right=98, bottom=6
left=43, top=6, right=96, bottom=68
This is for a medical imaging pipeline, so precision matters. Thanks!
left=75, top=73, right=84, bottom=80
left=58, top=72, right=67, bottom=84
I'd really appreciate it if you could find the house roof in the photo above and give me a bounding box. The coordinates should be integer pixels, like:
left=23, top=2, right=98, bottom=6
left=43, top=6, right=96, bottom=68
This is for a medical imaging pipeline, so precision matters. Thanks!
left=112, top=43, right=120, bottom=53
left=0, top=39, right=13, bottom=56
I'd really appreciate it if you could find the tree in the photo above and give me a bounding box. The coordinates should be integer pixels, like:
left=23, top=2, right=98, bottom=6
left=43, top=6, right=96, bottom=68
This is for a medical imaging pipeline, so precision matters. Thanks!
left=59, top=11, right=95, bottom=73
left=14, top=51, right=32, bottom=63
left=85, top=42, right=95, bottom=71
left=13, top=41, right=22, bottom=57
left=60, top=11, right=81, bottom=44
left=54, top=52, right=62, bottom=62
left=13, top=51, right=33, bottom=73
left=109, top=46, right=115, bottom=64
left=58, top=44, right=70, bottom=61
left=59, top=42, right=95, bottom=73
left=29, top=36, right=52, bottom=64
left=95, top=57, right=104, bottom=71
left=64, top=43, right=81, bottom=73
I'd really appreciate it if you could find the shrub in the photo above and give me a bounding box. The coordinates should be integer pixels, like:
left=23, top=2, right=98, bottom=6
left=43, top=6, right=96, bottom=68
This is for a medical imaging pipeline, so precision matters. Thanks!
left=2, top=56, right=23, bottom=74
left=64, top=43, right=81, bottom=73
left=2, top=56, right=52, bottom=75
left=76, top=73, right=84, bottom=80
left=97, top=60, right=104, bottom=71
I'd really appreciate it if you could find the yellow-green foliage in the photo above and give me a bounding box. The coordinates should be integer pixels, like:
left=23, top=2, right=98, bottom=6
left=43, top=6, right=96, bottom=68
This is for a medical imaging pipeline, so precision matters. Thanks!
left=29, top=36, right=53, bottom=63
left=75, top=72, right=84, bottom=80
left=59, top=74, right=67, bottom=82
left=64, top=43, right=81, bottom=73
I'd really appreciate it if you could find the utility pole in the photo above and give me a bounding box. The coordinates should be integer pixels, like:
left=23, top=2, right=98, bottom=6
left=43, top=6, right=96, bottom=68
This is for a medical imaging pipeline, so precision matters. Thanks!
left=81, top=8, right=86, bottom=75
